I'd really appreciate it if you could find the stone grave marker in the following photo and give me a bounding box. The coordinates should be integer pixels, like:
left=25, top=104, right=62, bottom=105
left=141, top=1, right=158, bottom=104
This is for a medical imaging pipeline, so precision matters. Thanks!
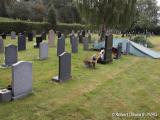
left=34, top=35, right=43, bottom=48
left=116, top=43, right=122, bottom=59
left=28, top=32, right=33, bottom=41
left=39, top=42, right=48, bottom=60
left=57, top=35, right=65, bottom=56
left=83, top=37, right=89, bottom=50
left=104, top=34, right=113, bottom=63
left=70, top=36, right=78, bottom=53
left=4, top=45, right=17, bottom=66
left=11, top=31, right=16, bottom=39
left=0, top=37, right=4, bottom=53
left=12, top=61, right=32, bottom=100
left=18, top=35, right=26, bottom=51
left=52, top=52, right=71, bottom=82
left=48, top=29, right=55, bottom=47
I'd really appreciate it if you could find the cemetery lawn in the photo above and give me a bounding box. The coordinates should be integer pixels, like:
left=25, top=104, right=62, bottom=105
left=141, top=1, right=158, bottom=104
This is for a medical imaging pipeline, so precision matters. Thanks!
left=0, top=35, right=160, bottom=120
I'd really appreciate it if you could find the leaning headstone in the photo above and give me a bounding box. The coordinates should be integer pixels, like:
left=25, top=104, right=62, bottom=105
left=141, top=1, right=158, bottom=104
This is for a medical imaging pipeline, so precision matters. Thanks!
left=4, top=45, right=18, bottom=66
left=48, top=29, right=55, bottom=47
left=39, top=42, right=48, bottom=60
left=57, top=35, right=65, bottom=56
left=12, top=61, right=32, bottom=100
left=116, top=43, right=122, bottom=59
left=70, top=36, right=78, bottom=53
left=28, top=32, right=33, bottom=41
left=18, top=35, right=26, bottom=51
left=104, top=34, right=113, bottom=63
left=34, top=35, right=43, bottom=48
left=52, top=52, right=71, bottom=82
left=83, top=37, right=89, bottom=50
left=11, top=31, right=16, bottom=39
left=0, top=37, right=4, bottom=53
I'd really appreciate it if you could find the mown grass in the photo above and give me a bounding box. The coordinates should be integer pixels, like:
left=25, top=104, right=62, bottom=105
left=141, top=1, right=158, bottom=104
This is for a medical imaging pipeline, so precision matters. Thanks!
left=0, top=34, right=160, bottom=120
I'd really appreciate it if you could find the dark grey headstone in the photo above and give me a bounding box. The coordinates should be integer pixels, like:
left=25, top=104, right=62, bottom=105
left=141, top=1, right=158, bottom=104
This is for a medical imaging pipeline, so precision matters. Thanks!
left=104, top=34, right=113, bottom=63
left=57, top=35, right=65, bottom=56
left=5, top=45, right=18, bottom=66
left=39, top=42, right=48, bottom=60
left=116, top=43, right=122, bottom=59
left=83, top=37, right=89, bottom=50
left=18, top=35, right=26, bottom=51
left=70, top=36, right=78, bottom=53
left=0, top=37, right=4, bottom=53
left=53, top=52, right=71, bottom=82
left=34, top=36, right=43, bottom=48
left=1, top=33, right=6, bottom=39
left=12, top=61, right=32, bottom=100
left=28, top=32, right=33, bottom=41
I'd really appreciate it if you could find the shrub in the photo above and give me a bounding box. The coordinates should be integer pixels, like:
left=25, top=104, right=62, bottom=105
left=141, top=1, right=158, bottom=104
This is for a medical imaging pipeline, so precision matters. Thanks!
left=133, top=36, right=154, bottom=48
left=0, top=20, right=87, bottom=34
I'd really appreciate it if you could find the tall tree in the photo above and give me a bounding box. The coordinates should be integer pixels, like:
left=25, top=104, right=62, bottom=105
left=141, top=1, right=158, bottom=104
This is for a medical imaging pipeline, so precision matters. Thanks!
left=76, top=0, right=137, bottom=40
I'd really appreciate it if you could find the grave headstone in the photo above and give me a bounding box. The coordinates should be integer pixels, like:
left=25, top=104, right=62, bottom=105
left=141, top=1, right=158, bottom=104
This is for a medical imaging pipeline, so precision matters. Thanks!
left=28, top=32, right=33, bottom=41
left=4, top=45, right=18, bottom=66
left=18, top=35, right=26, bottom=51
left=116, top=43, right=122, bottom=59
left=41, top=31, right=46, bottom=40
left=70, top=36, right=78, bottom=53
left=12, top=61, right=32, bottom=100
left=0, top=37, right=4, bottom=53
left=39, top=42, right=48, bottom=60
left=48, top=29, right=55, bottom=47
left=32, top=30, right=36, bottom=37
left=52, top=52, right=71, bottom=82
left=34, top=36, right=43, bottom=48
left=11, top=31, right=16, bottom=39
left=104, top=34, right=113, bottom=63
left=83, top=37, right=89, bottom=50
left=57, top=35, right=65, bottom=56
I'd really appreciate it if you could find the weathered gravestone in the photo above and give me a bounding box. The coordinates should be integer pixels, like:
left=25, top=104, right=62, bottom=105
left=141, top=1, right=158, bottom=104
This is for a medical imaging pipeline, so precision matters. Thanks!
left=12, top=61, right=32, bottom=100
left=0, top=37, right=4, bottom=53
left=83, top=37, right=89, bottom=50
left=18, top=35, right=26, bottom=51
left=4, top=45, right=18, bottom=66
left=32, top=30, right=36, bottom=37
left=28, top=32, right=33, bottom=41
left=39, top=42, right=48, bottom=60
left=52, top=52, right=71, bottom=82
left=34, top=36, right=43, bottom=48
left=11, top=31, right=16, bottom=39
left=70, top=36, right=78, bottom=53
left=57, top=35, right=65, bottom=56
left=48, top=29, right=55, bottom=47
left=116, top=43, right=122, bottom=59
left=104, top=34, right=113, bottom=63
left=41, top=31, right=46, bottom=40
left=1, top=33, right=6, bottom=39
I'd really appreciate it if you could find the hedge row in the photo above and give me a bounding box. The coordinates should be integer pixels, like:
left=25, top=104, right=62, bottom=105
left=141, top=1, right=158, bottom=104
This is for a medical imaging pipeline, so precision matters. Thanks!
left=0, top=21, right=87, bottom=34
